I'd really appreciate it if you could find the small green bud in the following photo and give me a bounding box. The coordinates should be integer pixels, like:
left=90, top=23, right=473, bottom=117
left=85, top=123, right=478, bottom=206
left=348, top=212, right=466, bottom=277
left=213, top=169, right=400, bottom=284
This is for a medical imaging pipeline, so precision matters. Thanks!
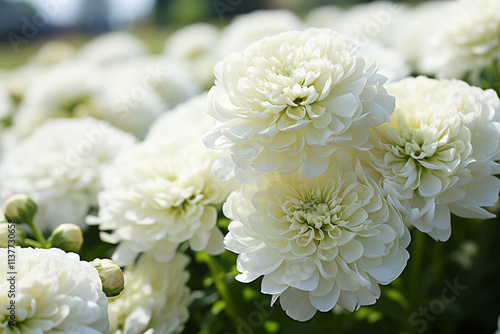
left=48, top=223, right=83, bottom=253
left=91, top=258, right=125, bottom=297
left=4, top=194, right=38, bottom=223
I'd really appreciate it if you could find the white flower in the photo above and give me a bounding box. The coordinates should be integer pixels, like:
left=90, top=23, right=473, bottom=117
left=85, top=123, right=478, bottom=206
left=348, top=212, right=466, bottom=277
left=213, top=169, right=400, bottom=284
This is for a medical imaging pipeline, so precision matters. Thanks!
left=88, top=135, right=233, bottom=266
left=108, top=252, right=191, bottom=334
left=10, top=61, right=105, bottom=140
left=216, top=9, right=306, bottom=59
left=386, top=1, right=452, bottom=70
left=224, top=152, right=410, bottom=321
left=418, top=0, right=500, bottom=78
left=164, top=23, right=220, bottom=88
left=0, top=117, right=136, bottom=232
left=496, top=315, right=500, bottom=334
left=369, top=76, right=500, bottom=241
left=0, top=247, right=108, bottom=333
left=146, top=92, right=214, bottom=142
left=77, top=31, right=147, bottom=66
left=32, top=41, right=76, bottom=66
left=204, top=28, right=395, bottom=182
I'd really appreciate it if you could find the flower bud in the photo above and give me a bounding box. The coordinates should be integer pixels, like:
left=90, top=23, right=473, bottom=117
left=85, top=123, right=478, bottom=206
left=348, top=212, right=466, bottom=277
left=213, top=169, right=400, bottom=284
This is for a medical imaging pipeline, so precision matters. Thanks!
left=4, top=194, right=38, bottom=223
left=0, top=221, right=22, bottom=248
left=48, top=223, right=83, bottom=253
left=91, top=258, right=125, bottom=297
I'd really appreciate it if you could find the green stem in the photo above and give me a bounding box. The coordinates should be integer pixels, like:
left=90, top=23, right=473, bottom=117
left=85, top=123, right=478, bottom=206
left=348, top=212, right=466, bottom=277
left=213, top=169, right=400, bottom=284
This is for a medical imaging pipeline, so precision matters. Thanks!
left=200, top=252, right=243, bottom=330
left=21, top=238, right=42, bottom=248
left=26, top=219, right=48, bottom=248
left=404, top=230, right=426, bottom=334
left=409, top=230, right=425, bottom=307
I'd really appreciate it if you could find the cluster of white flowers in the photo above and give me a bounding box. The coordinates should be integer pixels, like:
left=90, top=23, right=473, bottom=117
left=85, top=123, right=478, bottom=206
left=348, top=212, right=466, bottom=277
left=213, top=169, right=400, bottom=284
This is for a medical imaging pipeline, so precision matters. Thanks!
left=2, top=0, right=500, bottom=330
left=201, top=26, right=415, bottom=321
left=108, top=252, right=191, bottom=334
left=0, top=247, right=108, bottom=333
left=0, top=117, right=136, bottom=231
left=89, top=94, right=234, bottom=266
left=368, top=76, right=500, bottom=241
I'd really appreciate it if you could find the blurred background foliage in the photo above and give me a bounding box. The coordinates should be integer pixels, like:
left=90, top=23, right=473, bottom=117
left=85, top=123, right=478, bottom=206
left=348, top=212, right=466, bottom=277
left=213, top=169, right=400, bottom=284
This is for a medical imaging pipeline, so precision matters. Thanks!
left=0, top=0, right=429, bottom=68
left=1, top=0, right=499, bottom=333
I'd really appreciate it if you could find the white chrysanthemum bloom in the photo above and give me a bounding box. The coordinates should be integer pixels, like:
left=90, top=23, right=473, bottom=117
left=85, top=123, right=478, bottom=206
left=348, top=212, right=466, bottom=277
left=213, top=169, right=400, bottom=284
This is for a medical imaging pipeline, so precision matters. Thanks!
left=369, top=76, right=500, bottom=241
left=224, top=152, right=410, bottom=321
left=164, top=23, right=220, bottom=88
left=418, top=0, right=500, bottom=78
left=10, top=61, right=104, bottom=140
left=387, top=1, right=452, bottom=70
left=204, top=28, right=395, bottom=182
left=0, top=117, right=136, bottom=232
left=216, top=9, right=306, bottom=59
left=0, top=247, right=108, bottom=333
left=88, top=134, right=233, bottom=266
left=77, top=31, right=147, bottom=66
left=108, top=252, right=191, bottom=334
left=147, top=92, right=213, bottom=142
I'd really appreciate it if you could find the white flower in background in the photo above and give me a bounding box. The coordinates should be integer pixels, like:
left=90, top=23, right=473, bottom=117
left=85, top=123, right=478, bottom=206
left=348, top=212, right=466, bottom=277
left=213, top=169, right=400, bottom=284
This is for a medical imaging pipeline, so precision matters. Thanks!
left=96, top=59, right=167, bottom=138
left=89, top=135, right=233, bottom=266
left=0, top=247, right=108, bottom=333
left=32, top=41, right=76, bottom=66
left=357, top=42, right=410, bottom=83
left=216, top=9, right=306, bottom=58
left=147, top=92, right=213, bottom=142
left=108, top=252, right=191, bottom=334
left=0, top=117, right=136, bottom=232
left=224, top=152, right=410, bottom=321
left=369, top=76, right=500, bottom=241
left=0, top=79, right=12, bottom=123
left=77, top=31, right=147, bottom=66
left=10, top=61, right=104, bottom=140
left=112, top=56, right=202, bottom=113
left=334, top=1, right=409, bottom=44
left=495, top=315, right=500, bottom=334
left=419, top=0, right=500, bottom=78
left=387, top=1, right=452, bottom=70
left=204, top=28, right=395, bottom=182
left=305, top=5, right=345, bottom=30
left=164, top=23, right=220, bottom=88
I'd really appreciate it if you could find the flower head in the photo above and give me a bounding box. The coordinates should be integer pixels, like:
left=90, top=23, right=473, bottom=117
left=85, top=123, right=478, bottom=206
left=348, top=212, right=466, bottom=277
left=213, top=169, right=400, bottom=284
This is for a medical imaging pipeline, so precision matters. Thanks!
left=224, top=152, right=409, bottom=321
left=89, top=125, right=233, bottom=265
left=204, top=28, right=395, bottom=182
left=107, top=252, right=191, bottom=334
left=369, top=76, right=500, bottom=241
left=419, top=0, right=500, bottom=78
left=0, top=247, right=108, bottom=333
